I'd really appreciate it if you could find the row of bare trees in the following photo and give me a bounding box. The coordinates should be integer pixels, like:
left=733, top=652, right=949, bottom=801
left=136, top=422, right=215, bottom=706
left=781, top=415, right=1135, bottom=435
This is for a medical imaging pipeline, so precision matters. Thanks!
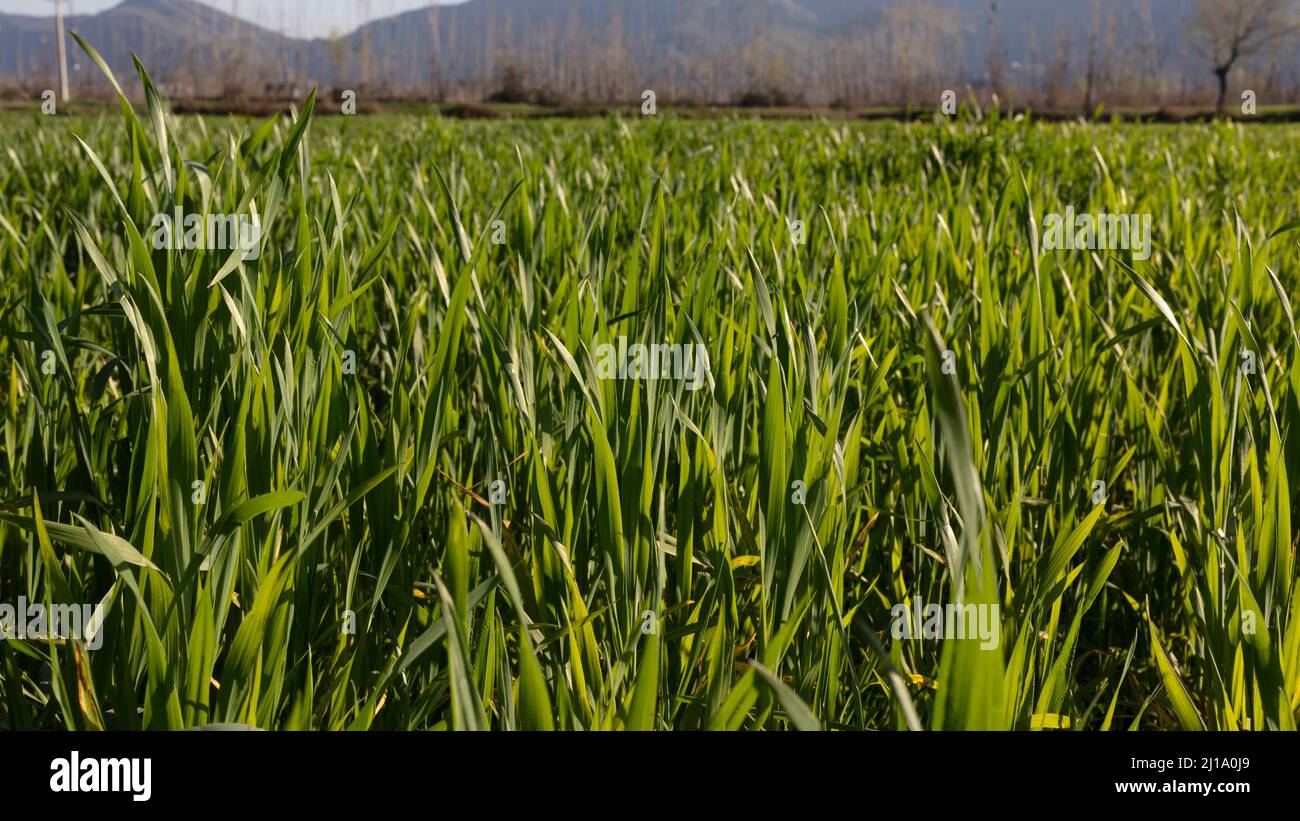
left=473, top=0, right=1300, bottom=111
left=431, top=0, right=1300, bottom=111
left=5, top=0, right=1298, bottom=112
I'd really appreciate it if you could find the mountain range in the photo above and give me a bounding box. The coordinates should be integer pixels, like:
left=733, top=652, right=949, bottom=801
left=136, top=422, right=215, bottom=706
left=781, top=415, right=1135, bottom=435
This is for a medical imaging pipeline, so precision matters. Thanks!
left=1, top=0, right=1295, bottom=106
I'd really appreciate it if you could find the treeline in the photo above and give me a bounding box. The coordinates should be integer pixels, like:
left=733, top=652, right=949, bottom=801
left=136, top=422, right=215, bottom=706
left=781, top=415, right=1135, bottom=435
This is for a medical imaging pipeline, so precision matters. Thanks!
left=3, top=0, right=1298, bottom=112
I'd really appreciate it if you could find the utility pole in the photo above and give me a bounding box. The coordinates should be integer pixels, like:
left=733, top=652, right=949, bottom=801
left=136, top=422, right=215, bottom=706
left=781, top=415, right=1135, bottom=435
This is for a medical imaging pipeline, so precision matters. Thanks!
left=54, top=0, right=71, bottom=101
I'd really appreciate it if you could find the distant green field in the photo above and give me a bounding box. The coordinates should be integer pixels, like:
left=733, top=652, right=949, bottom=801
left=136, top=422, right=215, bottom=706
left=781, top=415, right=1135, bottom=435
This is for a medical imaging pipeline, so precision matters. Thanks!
left=2, top=56, right=1300, bottom=730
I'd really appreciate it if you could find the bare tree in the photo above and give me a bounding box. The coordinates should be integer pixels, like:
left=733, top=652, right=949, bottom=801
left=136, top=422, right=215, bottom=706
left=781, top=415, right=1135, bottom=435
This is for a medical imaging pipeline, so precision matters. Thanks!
left=1084, top=0, right=1101, bottom=112
left=985, top=1, right=1005, bottom=96
left=1045, top=24, right=1073, bottom=108
left=1188, top=0, right=1300, bottom=112
left=426, top=10, right=444, bottom=101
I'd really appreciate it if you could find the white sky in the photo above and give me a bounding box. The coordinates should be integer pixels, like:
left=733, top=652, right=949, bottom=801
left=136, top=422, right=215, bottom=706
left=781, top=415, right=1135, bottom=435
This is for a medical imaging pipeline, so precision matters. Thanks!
left=1, top=1, right=462, bottom=39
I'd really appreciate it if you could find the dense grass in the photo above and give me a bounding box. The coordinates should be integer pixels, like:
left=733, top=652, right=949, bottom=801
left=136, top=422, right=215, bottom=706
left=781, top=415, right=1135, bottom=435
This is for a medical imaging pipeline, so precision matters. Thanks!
left=2, top=52, right=1300, bottom=730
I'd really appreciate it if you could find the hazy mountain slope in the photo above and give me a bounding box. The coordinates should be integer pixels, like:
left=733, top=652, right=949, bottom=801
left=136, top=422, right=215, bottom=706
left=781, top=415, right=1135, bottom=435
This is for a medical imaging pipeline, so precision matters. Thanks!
left=330, top=0, right=894, bottom=89
left=0, top=0, right=298, bottom=89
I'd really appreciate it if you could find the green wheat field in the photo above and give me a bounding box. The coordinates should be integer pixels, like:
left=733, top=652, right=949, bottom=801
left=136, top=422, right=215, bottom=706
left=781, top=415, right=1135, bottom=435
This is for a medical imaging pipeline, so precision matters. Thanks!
left=2, top=46, right=1299, bottom=731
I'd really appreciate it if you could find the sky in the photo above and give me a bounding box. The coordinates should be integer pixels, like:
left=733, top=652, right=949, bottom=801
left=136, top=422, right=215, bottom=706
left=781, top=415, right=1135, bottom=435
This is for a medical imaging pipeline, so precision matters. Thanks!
left=0, top=0, right=460, bottom=39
